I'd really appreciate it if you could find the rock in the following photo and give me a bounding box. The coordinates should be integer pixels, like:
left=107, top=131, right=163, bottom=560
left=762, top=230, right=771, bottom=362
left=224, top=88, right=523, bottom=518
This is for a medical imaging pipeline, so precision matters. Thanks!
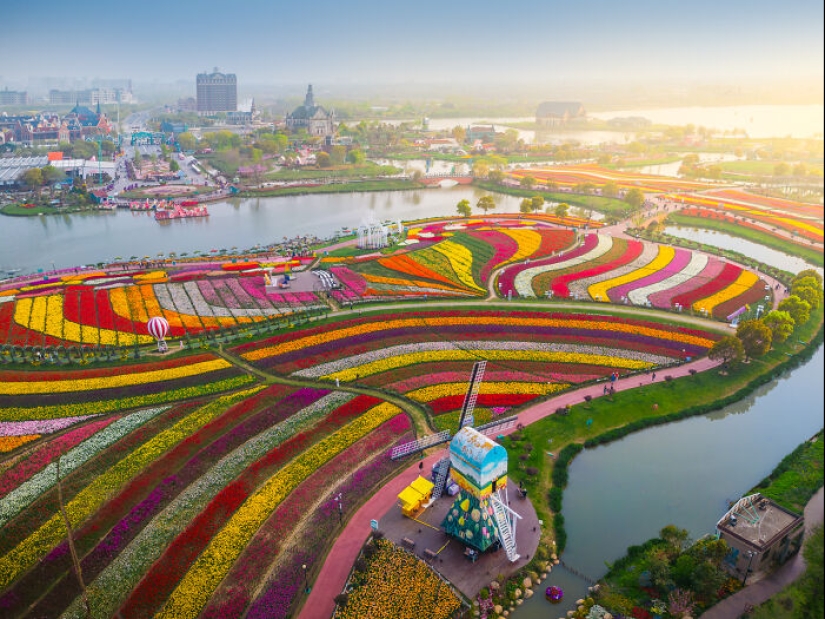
left=490, top=581, right=500, bottom=590
left=553, top=558, right=560, bottom=564
left=576, top=599, right=585, bottom=605
left=494, top=605, right=503, bottom=614
left=516, top=599, right=523, bottom=606
left=523, top=577, right=532, bottom=589
left=551, top=553, right=558, bottom=560
left=604, top=614, right=613, bottom=619
left=525, top=589, right=534, bottom=598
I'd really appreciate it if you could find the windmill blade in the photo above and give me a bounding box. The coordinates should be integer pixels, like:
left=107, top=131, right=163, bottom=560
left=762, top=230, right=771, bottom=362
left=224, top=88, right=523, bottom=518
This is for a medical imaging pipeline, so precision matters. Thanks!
left=457, top=360, right=487, bottom=429
left=476, top=415, right=519, bottom=437
left=390, top=430, right=451, bottom=460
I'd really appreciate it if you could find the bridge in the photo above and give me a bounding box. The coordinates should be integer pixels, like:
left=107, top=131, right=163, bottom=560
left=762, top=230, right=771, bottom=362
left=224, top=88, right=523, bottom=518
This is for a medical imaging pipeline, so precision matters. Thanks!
left=419, top=174, right=474, bottom=187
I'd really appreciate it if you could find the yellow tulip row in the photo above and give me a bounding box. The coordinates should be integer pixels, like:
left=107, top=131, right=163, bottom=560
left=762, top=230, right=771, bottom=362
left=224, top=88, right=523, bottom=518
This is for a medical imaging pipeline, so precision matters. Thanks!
left=407, top=380, right=569, bottom=402
left=156, top=401, right=403, bottom=619
left=431, top=240, right=485, bottom=292
left=0, top=358, right=232, bottom=395
left=693, top=269, right=759, bottom=314
left=322, top=349, right=648, bottom=382
left=589, top=245, right=675, bottom=301
left=502, top=228, right=543, bottom=264
left=244, top=315, right=717, bottom=362
left=0, top=389, right=262, bottom=591
left=13, top=295, right=152, bottom=346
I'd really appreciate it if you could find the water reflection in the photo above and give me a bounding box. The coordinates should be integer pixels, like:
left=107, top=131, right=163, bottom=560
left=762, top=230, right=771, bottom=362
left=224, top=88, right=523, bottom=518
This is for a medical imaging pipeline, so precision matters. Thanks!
left=664, top=226, right=823, bottom=276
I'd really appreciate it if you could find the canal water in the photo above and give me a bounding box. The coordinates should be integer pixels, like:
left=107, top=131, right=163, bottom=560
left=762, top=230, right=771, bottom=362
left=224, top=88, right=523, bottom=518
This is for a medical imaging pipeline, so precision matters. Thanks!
left=0, top=187, right=528, bottom=274
left=513, top=346, right=823, bottom=618
left=663, top=225, right=824, bottom=277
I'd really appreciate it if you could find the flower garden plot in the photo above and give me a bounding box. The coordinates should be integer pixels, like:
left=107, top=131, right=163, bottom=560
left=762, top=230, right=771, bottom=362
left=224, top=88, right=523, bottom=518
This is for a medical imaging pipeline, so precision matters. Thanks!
left=0, top=375, right=256, bottom=423
left=677, top=207, right=823, bottom=245
left=0, top=390, right=261, bottom=601
left=0, top=435, right=40, bottom=453
left=200, top=413, right=412, bottom=619
left=509, top=164, right=714, bottom=193
left=7, top=385, right=317, bottom=619
left=703, top=188, right=825, bottom=220
left=648, top=255, right=726, bottom=309
left=503, top=233, right=607, bottom=298
left=547, top=237, right=644, bottom=297
left=335, top=538, right=462, bottom=619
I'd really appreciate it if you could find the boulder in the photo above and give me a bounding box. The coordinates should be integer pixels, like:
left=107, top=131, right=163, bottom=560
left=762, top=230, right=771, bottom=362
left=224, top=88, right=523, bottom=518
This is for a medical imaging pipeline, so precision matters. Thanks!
left=494, top=605, right=503, bottom=614
left=525, top=589, right=534, bottom=599
left=523, top=577, right=532, bottom=589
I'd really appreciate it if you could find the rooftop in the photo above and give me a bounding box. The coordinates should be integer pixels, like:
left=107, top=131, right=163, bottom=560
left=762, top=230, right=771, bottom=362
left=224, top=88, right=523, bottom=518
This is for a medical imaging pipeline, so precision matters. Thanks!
left=716, top=493, right=803, bottom=551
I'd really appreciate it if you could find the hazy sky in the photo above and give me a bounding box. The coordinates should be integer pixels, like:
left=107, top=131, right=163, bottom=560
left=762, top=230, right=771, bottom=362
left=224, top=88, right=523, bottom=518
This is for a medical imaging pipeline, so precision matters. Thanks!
left=2, top=0, right=822, bottom=88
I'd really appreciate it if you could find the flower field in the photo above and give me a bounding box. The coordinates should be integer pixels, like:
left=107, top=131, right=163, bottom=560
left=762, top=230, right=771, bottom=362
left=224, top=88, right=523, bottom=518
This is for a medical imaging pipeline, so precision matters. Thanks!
left=664, top=193, right=824, bottom=244
left=0, top=270, right=325, bottom=349
left=507, top=164, right=715, bottom=193
left=500, top=233, right=769, bottom=319
left=336, top=538, right=463, bottom=619
left=0, top=373, right=413, bottom=619
left=235, top=308, right=722, bottom=429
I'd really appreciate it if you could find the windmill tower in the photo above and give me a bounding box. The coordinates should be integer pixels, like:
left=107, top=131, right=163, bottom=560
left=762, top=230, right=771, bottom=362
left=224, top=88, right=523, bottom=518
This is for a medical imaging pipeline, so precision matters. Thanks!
left=389, top=360, right=522, bottom=561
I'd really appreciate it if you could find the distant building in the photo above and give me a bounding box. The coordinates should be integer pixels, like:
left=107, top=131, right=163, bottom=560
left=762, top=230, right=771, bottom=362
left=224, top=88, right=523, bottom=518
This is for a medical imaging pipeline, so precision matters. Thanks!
left=178, top=97, right=197, bottom=112
left=196, top=69, right=237, bottom=114
left=466, top=125, right=499, bottom=142
left=227, top=99, right=257, bottom=125
left=0, top=89, right=28, bottom=106
left=536, top=101, right=586, bottom=127
left=716, top=493, right=804, bottom=580
left=49, top=88, right=130, bottom=106
left=285, top=85, right=335, bottom=136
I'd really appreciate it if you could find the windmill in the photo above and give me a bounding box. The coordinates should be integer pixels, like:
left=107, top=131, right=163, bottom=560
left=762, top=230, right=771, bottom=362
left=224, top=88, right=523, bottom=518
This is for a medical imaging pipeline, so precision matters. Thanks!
left=390, top=360, right=523, bottom=561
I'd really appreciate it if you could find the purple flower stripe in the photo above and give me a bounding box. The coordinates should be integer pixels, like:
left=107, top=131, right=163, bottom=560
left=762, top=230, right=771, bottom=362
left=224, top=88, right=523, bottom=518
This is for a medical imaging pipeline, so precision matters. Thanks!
left=648, top=256, right=726, bottom=308
left=197, top=279, right=224, bottom=306
left=211, top=279, right=244, bottom=309
left=330, top=266, right=368, bottom=295
left=607, top=247, right=692, bottom=302
left=0, top=414, right=101, bottom=437
left=498, top=233, right=599, bottom=292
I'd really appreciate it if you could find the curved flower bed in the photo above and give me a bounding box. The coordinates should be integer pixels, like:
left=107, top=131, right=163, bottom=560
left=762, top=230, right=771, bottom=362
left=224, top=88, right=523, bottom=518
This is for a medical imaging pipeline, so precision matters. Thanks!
left=549, top=238, right=644, bottom=298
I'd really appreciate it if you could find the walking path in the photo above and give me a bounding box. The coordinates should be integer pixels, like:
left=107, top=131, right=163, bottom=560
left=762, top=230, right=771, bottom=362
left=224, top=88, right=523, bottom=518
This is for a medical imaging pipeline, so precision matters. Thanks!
left=699, top=486, right=824, bottom=619
left=296, top=354, right=723, bottom=619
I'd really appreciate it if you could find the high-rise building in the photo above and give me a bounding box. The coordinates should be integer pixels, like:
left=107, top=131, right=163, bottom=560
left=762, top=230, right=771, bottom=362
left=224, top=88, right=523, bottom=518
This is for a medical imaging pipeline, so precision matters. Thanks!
left=196, top=69, right=237, bottom=114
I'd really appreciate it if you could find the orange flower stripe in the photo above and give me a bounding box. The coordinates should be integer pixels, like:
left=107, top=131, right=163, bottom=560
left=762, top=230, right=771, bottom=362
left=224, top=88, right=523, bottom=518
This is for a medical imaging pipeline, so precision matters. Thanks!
left=361, top=273, right=464, bottom=292
left=377, top=254, right=456, bottom=286
left=242, top=316, right=716, bottom=361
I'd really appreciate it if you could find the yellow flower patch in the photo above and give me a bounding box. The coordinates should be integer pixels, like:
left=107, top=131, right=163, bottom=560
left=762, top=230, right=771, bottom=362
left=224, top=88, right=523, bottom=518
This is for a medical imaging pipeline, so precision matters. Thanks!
left=0, top=435, right=40, bottom=453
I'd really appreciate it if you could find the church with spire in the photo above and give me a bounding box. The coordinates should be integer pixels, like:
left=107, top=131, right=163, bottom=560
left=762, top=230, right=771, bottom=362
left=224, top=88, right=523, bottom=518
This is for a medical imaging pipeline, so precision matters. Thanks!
left=285, top=85, right=335, bottom=136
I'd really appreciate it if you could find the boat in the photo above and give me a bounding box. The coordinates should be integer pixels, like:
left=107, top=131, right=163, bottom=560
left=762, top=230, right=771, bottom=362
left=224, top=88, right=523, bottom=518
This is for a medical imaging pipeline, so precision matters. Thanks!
left=545, top=586, right=563, bottom=603
left=130, top=200, right=154, bottom=211
left=154, top=201, right=209, bottom=221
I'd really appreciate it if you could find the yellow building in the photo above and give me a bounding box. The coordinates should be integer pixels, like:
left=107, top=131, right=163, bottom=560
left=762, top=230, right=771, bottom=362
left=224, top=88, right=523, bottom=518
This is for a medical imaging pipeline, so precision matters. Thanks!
left=397, top=475, right=434, bottom=517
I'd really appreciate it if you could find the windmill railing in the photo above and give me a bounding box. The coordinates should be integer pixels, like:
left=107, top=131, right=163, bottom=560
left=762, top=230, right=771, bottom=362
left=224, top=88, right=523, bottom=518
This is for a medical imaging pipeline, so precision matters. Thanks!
left=390, top=430, right=451, bottom=460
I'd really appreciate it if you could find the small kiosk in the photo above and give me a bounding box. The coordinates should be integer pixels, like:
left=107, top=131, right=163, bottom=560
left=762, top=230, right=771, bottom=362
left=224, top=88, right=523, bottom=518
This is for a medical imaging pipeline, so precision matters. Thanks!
left=397, top=475, right=434, bottom=518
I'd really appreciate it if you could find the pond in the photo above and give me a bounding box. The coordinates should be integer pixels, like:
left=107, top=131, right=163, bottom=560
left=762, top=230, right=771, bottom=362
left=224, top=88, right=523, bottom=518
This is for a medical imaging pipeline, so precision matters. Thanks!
left=513, top=346, right=824, bottom=618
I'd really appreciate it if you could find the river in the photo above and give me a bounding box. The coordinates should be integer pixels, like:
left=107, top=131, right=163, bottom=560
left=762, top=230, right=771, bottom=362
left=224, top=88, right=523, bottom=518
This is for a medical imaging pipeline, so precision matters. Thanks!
left=513, top=346, right=824, bottom=618
left=0, top=187, right=528, bottom=274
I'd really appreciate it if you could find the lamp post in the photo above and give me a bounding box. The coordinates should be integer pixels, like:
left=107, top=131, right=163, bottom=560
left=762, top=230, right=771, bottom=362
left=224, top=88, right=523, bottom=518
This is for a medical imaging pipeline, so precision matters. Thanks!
left=742, top=550, right=755, bottom=586
left=302, top=563, right=310, bottom=593
left=334, top=493, right=343, bottom=525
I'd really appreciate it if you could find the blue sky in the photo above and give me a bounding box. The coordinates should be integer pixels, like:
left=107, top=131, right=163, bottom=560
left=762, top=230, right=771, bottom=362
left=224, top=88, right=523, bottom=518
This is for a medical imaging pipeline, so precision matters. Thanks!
left=1, top=0, right=822, bottom=88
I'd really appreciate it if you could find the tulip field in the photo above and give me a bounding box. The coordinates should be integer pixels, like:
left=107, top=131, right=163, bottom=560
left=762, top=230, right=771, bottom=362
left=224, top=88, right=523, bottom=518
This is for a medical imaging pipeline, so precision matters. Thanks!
left=0, top=295, right=726, bottom=619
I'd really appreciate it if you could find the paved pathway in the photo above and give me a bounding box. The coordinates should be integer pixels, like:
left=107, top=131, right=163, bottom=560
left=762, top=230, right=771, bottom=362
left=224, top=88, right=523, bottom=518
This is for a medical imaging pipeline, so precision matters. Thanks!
left=699, top=486, right=824, bottom=619
left=296, top=354, right=723, bottom=619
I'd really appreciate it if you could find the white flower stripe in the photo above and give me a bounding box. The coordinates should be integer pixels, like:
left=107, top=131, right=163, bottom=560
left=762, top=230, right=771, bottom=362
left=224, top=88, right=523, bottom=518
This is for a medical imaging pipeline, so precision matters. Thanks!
left=569, top=241, right=659, bottom=299
left=293, top=340, right=671, bottom=378
left=514, top=234, right=613, bottom=297
left=628, top=252, right=708, bottom=306
left=0, top=406, right=170, bottom=527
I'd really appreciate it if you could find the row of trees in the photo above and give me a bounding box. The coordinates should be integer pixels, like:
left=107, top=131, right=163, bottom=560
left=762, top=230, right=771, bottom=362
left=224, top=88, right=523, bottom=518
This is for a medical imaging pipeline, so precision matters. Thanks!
left=709, top=269, right=823, bottom=366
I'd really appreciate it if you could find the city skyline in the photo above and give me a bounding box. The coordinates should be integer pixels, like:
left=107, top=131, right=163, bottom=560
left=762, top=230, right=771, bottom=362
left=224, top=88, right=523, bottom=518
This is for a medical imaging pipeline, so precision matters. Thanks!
left=1, top=0, right=823, bottom=99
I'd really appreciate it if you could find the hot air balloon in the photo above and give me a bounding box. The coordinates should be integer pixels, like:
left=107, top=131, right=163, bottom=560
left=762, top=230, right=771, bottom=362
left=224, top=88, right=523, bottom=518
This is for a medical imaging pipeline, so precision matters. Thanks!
left=147, top=316, right=170, bottom=352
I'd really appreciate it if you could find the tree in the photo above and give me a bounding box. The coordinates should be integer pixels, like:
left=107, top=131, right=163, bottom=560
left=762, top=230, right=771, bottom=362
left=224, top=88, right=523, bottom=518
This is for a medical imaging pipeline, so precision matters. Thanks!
left=21, top=168, right=44, bottom=196
left=660, top=525, right=690, bottom=559
left=778, top=295, right=812, bottom=326
left=531, top=195, right=545, bottom=212
left=169, top=159, right=180, bottom=173
left=519, top=198, right=533, bottom=214
left=792, top=270, right=822, bottom=287
left=761, top=310, right=795, bottom=344
left=477, top=195, right=496, bottom=213
left=554, top=203, right=570, bottom=218
left=451, top=126, right=466, bottom=143
left=346, top=149, right=365, bottom=164
left=520, top=175, right=536, bottom=189
left=472, top=161, right=489, bottom=179
left=708, top=335, right=744, bottom=367
left=792, top=281, right=823, bottom=311
left=177, top=132, right=196, bottom=152
left=330, top=145, right=347, bottom=165
left=316, top=151, right=331, bottom=168
left=773, top=162, right=790, bottom=177
left=601, top=181, right=619, bottom=198
left=736, top=319, right=772, bottom=360
left=456, top=199, right=471, bottom=218
left=488, top=169, right=504, bottom=183
left=624, top=187, right=645, bottom=210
